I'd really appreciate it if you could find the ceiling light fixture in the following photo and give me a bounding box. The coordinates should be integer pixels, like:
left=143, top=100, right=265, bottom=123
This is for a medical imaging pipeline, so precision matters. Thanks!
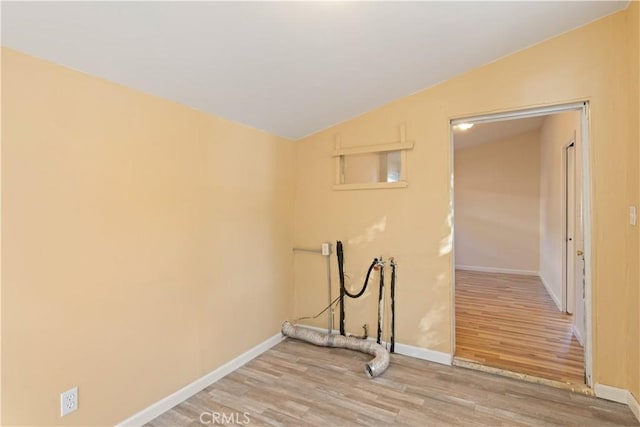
left=455, top=123, right=474, bottom=131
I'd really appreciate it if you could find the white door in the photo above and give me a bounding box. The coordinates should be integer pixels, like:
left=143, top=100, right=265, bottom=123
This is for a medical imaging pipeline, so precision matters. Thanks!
left=565, top=144, right=576, bottom=314
left=573, top=136, right=586, bottom=346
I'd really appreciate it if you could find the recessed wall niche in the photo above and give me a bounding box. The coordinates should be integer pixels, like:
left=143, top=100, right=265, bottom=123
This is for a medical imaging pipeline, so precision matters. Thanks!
left=333, top=124, right=413, bottom=190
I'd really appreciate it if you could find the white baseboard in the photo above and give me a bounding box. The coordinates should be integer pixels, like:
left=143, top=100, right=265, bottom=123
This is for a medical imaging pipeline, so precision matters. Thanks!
left=294, top=323, right=452, bottom=366
left=594, top=383, right=629, bottom=403
left=629, top=391, right=640, bottom=423
left=539, top=274, right=562, bottom=311
left=116, top=332, right=284, bottom=427
left=594, top=384, right=640, bottom=423
left=455, top=265, right=539, bottom=276
left=394, top=343, right=452, bottom=365
left=572, top=324, right=584, bottom=346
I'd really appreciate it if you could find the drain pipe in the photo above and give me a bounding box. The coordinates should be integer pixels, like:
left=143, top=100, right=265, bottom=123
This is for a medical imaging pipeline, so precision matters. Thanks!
left=282, top=321, right=390, bottom=378
left=376, top=258, right=385, bottom=345
left=323, top=243, right=333, bottom=333
left=390, top=257, right=396, bottom=353
left=337, top=241, right=346, bottom=336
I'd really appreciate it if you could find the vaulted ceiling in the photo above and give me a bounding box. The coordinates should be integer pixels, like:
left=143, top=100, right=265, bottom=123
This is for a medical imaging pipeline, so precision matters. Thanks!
left=2, top=1, right=628, bottom=140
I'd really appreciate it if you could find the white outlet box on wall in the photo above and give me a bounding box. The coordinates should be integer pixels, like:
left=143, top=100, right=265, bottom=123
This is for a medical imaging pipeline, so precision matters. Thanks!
left=60, top=386, right=78, bottom=416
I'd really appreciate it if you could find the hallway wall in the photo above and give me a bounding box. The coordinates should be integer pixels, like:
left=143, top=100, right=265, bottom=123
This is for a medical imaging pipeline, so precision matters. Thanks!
left=538, top=111, right=581, bottom=312
left=454, top=130, right=541, bottom=274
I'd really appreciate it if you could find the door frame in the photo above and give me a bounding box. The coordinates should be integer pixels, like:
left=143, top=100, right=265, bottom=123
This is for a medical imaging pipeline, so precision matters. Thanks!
left=449, top=101, right=593, bottom=387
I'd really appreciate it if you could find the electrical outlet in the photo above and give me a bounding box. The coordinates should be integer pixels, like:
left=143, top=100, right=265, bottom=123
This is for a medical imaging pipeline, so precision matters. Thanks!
left=60, top=386, right=78, bottom=416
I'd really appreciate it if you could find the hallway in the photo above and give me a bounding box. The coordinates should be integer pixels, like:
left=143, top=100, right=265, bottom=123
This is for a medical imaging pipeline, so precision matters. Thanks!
left=455, top=270, right=584, bottom=385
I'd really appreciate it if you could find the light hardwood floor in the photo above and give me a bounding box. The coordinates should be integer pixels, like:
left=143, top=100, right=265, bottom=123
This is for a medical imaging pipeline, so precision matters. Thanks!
left=455, top=270, right=585, bottom=385
left=146, top=339, right=637, bottom=427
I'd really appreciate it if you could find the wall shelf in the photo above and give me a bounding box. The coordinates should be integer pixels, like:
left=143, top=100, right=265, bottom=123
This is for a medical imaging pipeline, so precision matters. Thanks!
left=332, top=141, right=414, bottom=157
left=333, top=181, right=409, bottom=191
left=333, top=123, right=413, bottom=190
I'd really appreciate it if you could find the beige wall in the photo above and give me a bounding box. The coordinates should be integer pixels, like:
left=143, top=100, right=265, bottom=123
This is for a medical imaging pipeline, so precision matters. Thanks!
left=454, top=130, right=540, bottom=273
left=1, top=4, right=638, bottom=425
left=538, top=111, right=581, bottom=308
left=294, top=4, right=638, bottom=393
left=1, top=48, right=295, bottom=426
left=626, top=0, right=639, bottom=403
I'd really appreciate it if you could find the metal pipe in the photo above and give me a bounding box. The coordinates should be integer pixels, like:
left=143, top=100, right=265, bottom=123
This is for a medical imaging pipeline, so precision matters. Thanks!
left=292, top=247, right=323, bottom=254
left=282, top=321, right=390, bottom=378
left=325, top=249, right=332, bottom=334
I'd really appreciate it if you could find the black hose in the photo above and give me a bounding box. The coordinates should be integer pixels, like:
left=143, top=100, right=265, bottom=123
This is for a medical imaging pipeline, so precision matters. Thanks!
left=344, top=259, right=377, bottom=299
left=337, top=241, right=346, bottom=336
left=376, top=263, right=385, bottom=345
left=390, top=259, right=396, bottom=353
left=337, top=240, right=378, bottom=336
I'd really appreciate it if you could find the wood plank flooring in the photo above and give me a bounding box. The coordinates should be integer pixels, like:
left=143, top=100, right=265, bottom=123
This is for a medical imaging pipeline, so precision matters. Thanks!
left=146, top=339, right=637, bottom=427
left=455, top=270, right=585, bottom=385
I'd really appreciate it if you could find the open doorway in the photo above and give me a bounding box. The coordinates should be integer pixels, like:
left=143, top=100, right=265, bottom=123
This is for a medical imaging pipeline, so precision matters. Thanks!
left=450, top=103, right=591, bottom=387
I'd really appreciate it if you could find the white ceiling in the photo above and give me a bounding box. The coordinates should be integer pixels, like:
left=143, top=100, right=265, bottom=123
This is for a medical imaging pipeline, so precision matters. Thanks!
left=453, top=116, right=546, bottom=150
left=1, top=1, right=627, bottom=140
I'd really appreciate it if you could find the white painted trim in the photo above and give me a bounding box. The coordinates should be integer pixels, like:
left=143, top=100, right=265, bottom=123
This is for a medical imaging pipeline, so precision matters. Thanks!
left=332, top=141, right=414, bottom=156
left=580, top=102, right=594, bottom=387
left=451, top=102, right=587, bottom=125
left=450, top=127, right=457, bottom=356
left=594, top=384, right=630, bottom=403
left=561, top=138, right=578, bottom=315
left=116, top=332, right=284, bottom=427
left=539, top=274, right=562, bottom=311
left=629, top=392, right=640, bottom=423
left=333, top=181, right=408, bottom=191
left=394, top=343, right=452, bottom=366
left=295, top=324, right=452, bottom=366
left=455, top=265, right=539, bottom=276
left=572, top=324, right=584, bottom=346
left=594, top=385, right=640, bottom=423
